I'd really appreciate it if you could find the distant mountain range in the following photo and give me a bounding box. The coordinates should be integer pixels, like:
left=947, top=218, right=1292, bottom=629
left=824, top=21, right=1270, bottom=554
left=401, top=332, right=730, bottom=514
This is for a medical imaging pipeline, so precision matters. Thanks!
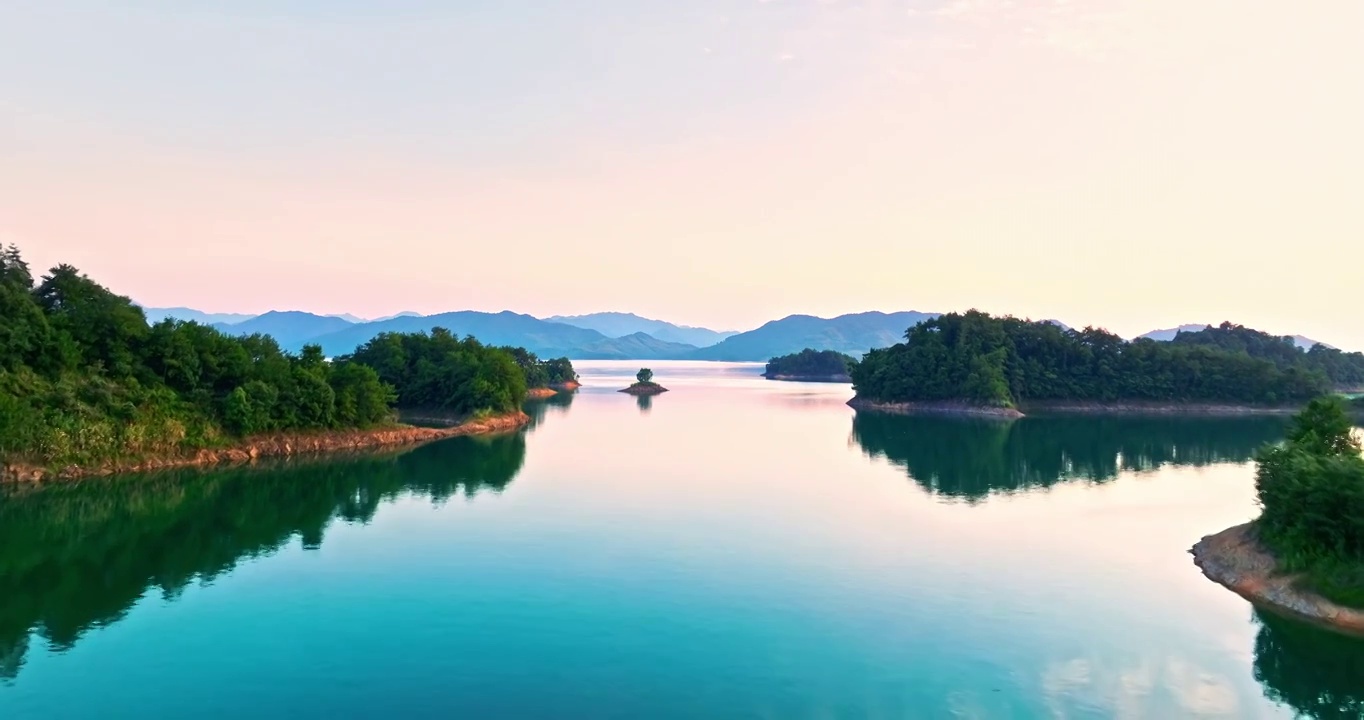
left=689, top=311, right=940, bottom=361
left=1139, top=324, right=1327, bottom=350
left=210, top=311, right=355, bottom=346
left=143, top=307, right=257, bottom=326
left=139, top=306, right=1341, bottom=361
left=547, top=312, right=736, bottom=348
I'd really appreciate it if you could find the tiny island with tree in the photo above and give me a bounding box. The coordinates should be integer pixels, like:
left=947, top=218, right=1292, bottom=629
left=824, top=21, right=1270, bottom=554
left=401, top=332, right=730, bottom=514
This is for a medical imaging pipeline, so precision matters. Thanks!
left=620, top=367, right=668, bottom=396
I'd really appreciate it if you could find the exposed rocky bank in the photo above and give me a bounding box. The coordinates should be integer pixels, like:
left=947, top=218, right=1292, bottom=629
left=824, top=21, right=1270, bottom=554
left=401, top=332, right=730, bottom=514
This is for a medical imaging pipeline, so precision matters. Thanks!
left=2, top=411, right=530, bottom=485
left=524, top=381, right=583, bottom=399
left=1191, top=522, right=1364, bottom=637
left=846, top=398, right=1023, bottom=419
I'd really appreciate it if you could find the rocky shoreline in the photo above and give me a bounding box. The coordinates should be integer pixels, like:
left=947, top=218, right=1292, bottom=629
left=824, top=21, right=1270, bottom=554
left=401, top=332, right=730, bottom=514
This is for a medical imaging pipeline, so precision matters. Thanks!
left=620, top=382, right=668, bottom=396
left=846, top=398, right=1023, bottom=419
left=848, top=396, right=1311, bottom=419
left=1191, top=522, right=1364, bottom=637
left=1, top=411, right=530, bottom=485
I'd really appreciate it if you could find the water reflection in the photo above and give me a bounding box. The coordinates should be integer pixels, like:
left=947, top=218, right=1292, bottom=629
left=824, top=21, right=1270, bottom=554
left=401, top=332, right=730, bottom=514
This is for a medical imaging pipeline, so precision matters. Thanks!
left=636, top=394, right=652, bottom=414
left=524, top=390, right=576, bottom=429
left=850, top=413, right=1288, bottom=501
left=0, top=431, right=527, bottom=681
left=1253, top=609, right=1364, bottom=719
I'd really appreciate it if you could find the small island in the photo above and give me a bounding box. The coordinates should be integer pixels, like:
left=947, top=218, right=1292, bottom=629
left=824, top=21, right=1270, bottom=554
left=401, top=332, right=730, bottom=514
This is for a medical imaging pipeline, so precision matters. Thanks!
left=1192, top=397, right=1364, bottom=636
left=763, top=349, right=856, bottom=383
left=620, top=367, right=668, bottom=396
left=849, top=311, right=1364, bottom=418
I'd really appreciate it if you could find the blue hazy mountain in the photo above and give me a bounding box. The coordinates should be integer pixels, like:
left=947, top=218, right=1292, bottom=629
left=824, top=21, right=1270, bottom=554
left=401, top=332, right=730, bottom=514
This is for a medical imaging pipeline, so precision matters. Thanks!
left=546, top=312, right=736, bottom=348
left=214, top=311, right=356, bottom=349
left=687, top=311, right=940, bottom=362
left=307, top=311, right=698, bottom=359
left=142, top=307, right=257, bottom=326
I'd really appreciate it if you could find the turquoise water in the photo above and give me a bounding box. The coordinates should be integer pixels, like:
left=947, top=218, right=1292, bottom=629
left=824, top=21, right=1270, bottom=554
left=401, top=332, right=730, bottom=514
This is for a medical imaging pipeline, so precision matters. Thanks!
left=3, top=361, right=1363, bottom=719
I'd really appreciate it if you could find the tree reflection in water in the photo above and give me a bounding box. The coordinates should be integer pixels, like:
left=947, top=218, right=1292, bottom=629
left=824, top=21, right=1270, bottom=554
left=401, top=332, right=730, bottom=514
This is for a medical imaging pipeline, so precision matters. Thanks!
left=1252, top=608, right=1364, bottom=719
left=0, top=431, right=527, bottom=680
left=850, top=412, right=1288, bottom=501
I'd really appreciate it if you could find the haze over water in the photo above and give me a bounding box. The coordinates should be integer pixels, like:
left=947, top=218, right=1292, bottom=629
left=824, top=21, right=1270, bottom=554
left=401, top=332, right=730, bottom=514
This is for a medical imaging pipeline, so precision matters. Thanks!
left=2, top=362, right=1362, bottom=719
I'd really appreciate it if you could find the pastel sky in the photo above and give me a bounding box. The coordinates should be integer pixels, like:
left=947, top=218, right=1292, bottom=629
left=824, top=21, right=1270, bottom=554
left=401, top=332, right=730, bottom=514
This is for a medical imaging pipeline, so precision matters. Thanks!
left=2, top=1, right=1361, bottom=345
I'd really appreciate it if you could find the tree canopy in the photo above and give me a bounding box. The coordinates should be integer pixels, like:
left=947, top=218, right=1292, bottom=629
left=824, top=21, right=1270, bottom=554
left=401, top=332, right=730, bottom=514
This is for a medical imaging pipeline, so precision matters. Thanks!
left=499, top=346, right=577, bottom=388
left=764, top=349, right=856, bottom=378
left=852, top=311, right=1331, bottom=408
left=342, top=330, right=527, bottom=416
left=1170, top=322, right=1364, bottom=389
left=636, top=368, right=653, bottom=384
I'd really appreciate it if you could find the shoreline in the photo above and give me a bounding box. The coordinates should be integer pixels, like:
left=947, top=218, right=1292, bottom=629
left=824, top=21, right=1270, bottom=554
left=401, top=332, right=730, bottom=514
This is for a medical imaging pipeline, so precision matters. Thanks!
left=765, top=374, right=852, bottom=383
left=848, top=397, right=1312, bottom=419
left=846, top=398, right=1023, bottom=419
left=1191, top=522, right=1364, bottom=638
left=620, top=383, right=668, bottom=396
left=1, top=411, right=530, bottom=485
left=527, top=381, right=582, bottom=399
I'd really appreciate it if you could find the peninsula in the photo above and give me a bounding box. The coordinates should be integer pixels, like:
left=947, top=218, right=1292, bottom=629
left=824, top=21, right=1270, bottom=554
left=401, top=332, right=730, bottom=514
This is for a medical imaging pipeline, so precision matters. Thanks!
left=620, top=368, right=668, bottom=396
left=763, top=349, right=856, bottom=383
left=0, top=245, right=563, bottom=482
left=1191, top=397, right=1364, bottom=636
left=849, top=311, right=1358, bottom=418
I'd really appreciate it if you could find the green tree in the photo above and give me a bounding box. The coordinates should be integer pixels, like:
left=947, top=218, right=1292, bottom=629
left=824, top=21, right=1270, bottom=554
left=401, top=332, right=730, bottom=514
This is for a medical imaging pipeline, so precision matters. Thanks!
left=637, top=368, right=653, bottom=384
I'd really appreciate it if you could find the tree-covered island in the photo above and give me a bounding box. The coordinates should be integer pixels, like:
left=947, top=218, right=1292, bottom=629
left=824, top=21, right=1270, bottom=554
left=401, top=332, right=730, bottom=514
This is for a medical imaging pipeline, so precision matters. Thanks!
left=763, top=349, right=857, bottom=382
left=0, top=245, right=571, bottom=481
left=620, top=368, right=668, bottom=396
left=850, top=310, right=1359, bottom=417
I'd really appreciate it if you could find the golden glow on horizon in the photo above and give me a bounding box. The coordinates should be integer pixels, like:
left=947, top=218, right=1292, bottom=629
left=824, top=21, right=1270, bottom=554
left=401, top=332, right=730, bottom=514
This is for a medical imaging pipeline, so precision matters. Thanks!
left=2, top=0, right=1360, bottom=346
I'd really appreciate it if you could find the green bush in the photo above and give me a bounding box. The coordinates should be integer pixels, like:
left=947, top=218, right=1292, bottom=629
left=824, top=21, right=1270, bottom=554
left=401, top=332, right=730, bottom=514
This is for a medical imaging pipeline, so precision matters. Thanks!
left=1254, top=397, right=1364, bottom=606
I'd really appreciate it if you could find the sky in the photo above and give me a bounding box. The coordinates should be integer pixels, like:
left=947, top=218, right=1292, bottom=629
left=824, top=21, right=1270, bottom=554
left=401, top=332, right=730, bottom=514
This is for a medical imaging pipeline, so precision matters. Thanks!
left=2, top=1, right=1361, bottom=346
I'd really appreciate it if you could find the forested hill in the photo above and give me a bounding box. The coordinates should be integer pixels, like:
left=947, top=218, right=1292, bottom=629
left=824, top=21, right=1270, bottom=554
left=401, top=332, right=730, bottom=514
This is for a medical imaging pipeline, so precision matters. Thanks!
left=851, top=311, right=1338, bottom=410
left=1168, top=323, right=1364, bottom=389
left=764, top=349, right=856, bottom=380
left=0, top=246, right=569, bottom=468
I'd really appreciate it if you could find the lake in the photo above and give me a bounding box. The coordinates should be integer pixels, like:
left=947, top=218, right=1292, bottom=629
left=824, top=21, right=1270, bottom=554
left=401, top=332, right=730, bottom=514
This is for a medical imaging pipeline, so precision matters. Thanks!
left=3, top=360, right=1363, bottom=719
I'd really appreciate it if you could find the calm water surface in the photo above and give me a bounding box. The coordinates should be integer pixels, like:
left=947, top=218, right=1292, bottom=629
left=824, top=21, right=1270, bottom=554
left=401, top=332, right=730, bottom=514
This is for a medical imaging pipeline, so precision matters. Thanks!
left=3, top=361, right=1363, bottom=719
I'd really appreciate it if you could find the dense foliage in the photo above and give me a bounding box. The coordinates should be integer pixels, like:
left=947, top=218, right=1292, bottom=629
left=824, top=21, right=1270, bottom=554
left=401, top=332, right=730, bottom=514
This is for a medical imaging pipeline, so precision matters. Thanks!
left=500, top=347, right=577, bottom=388
left=636, top=368, right=653, bottom=384
left=852, top=311, right=1330, bottom=408
left=1170, top=322, right=1364, bottom=389
left=0, top=247, right=395, bottom=465
left=343, top=329, right=528, bottom=416
left=764, top=349, right=856, bottom=378
left=0, top=245, right=553, bottom=466
left=1254, top=397, right=1364, bottom=606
